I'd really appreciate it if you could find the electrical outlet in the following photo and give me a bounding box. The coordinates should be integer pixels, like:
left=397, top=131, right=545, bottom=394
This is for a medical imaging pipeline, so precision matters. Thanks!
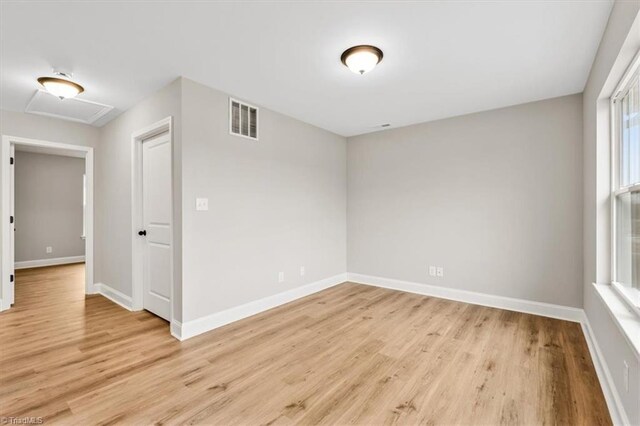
left=623, top=360, right=629, bottom=392
left=196, top=198, right=209, bottom=211
left=46, top=246, right=52, bottom=254
left=300, top=266, right=305, bottom=276
left=429, top=266, right=436, bottom=277
left=436, top=267, right=444, bottom=277
left=278, top=272, right=284, bottom=283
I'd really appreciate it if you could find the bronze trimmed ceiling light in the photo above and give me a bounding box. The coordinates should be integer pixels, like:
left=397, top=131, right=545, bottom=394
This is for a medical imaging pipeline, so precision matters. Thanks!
left=341, top=45, right=383, bottom=75
left=37, top=72, right=84, bottom=99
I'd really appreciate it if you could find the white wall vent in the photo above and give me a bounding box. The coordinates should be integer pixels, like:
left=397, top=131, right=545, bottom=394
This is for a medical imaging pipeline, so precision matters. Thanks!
left=25, top=90, right=114, bottom=125
left=229, top=98, right=258, bottom=140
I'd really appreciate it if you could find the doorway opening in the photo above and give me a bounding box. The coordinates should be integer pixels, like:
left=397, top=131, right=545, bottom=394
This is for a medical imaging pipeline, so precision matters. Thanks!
left=1, top=136, right=94, bottom=311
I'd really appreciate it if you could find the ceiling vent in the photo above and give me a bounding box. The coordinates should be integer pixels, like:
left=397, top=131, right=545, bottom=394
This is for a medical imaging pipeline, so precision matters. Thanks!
left=25, top=90, right=113, bottom=125
left=229, top=98, right=258, bottom=140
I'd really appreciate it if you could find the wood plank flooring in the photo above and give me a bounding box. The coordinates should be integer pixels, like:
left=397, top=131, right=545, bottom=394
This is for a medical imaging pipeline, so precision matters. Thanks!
left=0, top=264, right=611, bottom=425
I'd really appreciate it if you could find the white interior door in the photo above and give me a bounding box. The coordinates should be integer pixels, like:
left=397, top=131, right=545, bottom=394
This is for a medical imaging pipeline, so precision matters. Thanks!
left=141, top=132, right=172, bottom=320
left=8, top=144, right=14, bottom=305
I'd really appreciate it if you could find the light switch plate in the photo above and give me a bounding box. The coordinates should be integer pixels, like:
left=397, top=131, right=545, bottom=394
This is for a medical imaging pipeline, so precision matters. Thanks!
left=196, top=198, right=209, bottom=211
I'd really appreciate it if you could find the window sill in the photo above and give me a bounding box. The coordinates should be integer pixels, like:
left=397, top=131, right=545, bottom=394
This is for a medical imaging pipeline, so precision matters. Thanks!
left=612, top=282, right=640, bottom=316
left=592, top=283, right=640, bottom=360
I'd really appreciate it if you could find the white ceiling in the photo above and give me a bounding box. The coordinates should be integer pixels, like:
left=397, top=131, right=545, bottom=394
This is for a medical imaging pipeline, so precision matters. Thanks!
left=0, top=1, right=613, bottom=137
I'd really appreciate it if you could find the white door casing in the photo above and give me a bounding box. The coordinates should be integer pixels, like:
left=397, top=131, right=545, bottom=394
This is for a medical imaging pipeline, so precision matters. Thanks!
left=8, top=144, right=14, bottom=305
left=140, top=131, right=172, bottom=321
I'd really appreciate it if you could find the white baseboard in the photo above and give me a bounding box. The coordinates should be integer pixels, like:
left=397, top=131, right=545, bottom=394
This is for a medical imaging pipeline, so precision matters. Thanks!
left=581, top=314, right=630, bottom=426
left=175, top=273, right=348, bottom=341
left=95, top=282, right=133, bottom=311
left=348, top=273, right=584, bottom=323
left=15, top=255, right=85, bottom=270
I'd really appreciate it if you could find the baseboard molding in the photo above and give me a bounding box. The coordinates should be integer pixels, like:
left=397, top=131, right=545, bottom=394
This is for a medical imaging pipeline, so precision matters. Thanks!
left=175, top=273, right=348, bottom=341
left=348, top=273, right=584, bottom=323
left=95, top=282, right=133, bottom=311
left=15, top=255, right=85, bottom=270
left=581, top=314, right=629, bottom=426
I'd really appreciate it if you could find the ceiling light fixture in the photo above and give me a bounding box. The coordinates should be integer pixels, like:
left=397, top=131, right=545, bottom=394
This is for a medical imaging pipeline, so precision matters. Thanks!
left=37, top=72, right=84, bottom=100
left=341, top=45, right=383, bottom=75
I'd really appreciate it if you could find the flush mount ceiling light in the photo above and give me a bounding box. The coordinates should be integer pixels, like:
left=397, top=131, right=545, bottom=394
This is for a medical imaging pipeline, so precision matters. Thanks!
left=341, top=45, right=383, bottom=75
left=37, top=72, right=84, bottom=100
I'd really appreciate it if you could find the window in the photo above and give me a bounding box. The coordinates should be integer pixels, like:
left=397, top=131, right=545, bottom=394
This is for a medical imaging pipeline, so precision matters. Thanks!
left=612, top=53, right=640, bottom=312
left=230, top=98, right=258, bottom=140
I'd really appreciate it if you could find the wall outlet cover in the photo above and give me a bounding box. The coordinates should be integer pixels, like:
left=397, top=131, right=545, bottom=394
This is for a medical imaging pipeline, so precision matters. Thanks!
left=436, top=267, right=444, bottom=277
left=428, top=266, right=436, bottom=276
left=300, top=266, right=305, bottom=276
left=196, top=198, right=209, bottom=211
left=278, top=272, right=284, bottom=283
left=46, top=246, right=53, bottom=254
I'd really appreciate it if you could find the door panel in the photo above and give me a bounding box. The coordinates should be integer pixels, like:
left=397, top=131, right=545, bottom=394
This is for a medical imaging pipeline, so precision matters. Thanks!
left=148, top=243, right=171, bottom=299
left=142, top=132, right=172, bottom=320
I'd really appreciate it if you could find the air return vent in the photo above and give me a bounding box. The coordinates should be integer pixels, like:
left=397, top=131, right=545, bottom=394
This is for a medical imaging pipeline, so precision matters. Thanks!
left=229, top=98, right=258, bottom=140
left=25, top=90, right=113, bottom=125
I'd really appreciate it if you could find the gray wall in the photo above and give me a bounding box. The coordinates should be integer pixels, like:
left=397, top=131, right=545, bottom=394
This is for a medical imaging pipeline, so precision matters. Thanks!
left=14, top=151, right=85, bottom=262
left=0, top=109, right=99, bottom=149
left=583, top=1, right=640, bottom=424
left=96, top=78, right=183, bottom=320
left=348, top=94, right=583, bottom=308
left=181, top=78, right=347, bottom=321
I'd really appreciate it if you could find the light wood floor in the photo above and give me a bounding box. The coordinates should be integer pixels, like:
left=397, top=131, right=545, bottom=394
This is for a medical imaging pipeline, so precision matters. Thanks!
left=1, top=264, right=610, bottom=425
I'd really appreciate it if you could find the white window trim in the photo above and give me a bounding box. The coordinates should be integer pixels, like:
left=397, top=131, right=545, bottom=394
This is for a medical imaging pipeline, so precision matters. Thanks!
left=229, top=97, right=259, bottom=141
left=610, top=48, right=640, bottom=314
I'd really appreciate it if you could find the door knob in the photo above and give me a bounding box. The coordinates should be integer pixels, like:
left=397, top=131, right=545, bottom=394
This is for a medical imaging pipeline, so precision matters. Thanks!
left=138, top=230, right=147, bottom=236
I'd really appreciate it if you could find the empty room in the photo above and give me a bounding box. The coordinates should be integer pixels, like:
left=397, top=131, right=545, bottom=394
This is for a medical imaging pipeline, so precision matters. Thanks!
left=0, top=1, right=639, bottom=425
